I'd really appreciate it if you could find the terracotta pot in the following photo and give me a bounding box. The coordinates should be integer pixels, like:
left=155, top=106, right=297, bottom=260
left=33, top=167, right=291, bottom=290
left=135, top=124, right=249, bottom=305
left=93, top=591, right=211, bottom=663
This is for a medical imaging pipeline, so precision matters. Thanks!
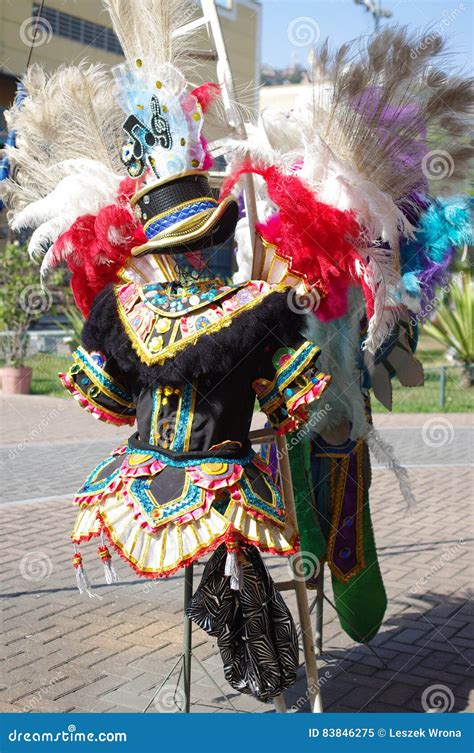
left=0, top=366, right=33, bottom=395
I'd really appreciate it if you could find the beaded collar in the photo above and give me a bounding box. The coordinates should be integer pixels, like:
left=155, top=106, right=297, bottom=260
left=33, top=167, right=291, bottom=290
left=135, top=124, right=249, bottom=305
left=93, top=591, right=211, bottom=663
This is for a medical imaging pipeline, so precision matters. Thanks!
left=141, top=279, right=246, bottom=317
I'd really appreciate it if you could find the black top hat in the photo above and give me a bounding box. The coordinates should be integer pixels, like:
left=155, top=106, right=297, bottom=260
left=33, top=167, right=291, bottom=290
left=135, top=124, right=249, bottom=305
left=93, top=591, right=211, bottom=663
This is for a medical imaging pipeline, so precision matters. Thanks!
left=130, top=170, right=239, bottom=256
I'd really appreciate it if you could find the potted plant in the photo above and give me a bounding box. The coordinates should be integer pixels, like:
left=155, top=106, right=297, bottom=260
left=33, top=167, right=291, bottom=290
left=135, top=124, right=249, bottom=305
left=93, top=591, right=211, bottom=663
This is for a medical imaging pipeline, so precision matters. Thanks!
left=0, top=241, right=52, bottom=394
left=59, top=305, right=84, bottom=354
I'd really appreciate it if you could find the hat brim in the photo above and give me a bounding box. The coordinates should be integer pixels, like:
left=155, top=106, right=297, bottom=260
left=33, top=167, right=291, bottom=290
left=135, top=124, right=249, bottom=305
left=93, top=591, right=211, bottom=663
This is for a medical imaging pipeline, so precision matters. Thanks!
left=131, top=196, right=239, bottom=256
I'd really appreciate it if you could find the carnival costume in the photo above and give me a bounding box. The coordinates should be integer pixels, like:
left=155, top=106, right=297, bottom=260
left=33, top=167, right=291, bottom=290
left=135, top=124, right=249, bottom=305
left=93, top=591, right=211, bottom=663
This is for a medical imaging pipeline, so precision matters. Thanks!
left=1, top=0, right=472, bottom=700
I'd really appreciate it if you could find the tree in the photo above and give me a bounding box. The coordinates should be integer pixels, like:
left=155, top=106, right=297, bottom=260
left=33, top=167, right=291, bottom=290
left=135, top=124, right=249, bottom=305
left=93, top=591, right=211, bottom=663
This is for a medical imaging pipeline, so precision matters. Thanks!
left=0, top=241, right=66, bottom=366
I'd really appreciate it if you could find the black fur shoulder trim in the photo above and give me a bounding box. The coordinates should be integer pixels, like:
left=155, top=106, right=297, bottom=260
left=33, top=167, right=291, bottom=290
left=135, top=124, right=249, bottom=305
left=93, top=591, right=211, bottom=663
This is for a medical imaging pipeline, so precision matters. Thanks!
left=82, top=284, right=305, bottom=388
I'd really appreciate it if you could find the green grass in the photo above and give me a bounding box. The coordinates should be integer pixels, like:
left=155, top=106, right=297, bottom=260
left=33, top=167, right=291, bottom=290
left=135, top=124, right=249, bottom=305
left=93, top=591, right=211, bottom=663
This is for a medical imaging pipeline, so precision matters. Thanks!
left=372, top=331, right=473, bottom=413
left=415, top=332, right=446, bottom=365
left=27, top=353, right=70, bottom=397
left=373, top=366, right=473, bottom=413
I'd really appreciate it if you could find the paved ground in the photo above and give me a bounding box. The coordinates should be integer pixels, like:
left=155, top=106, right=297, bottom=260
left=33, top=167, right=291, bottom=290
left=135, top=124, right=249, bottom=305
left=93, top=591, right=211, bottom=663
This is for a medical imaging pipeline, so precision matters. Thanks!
left=0, top=396, right=472, bottom=714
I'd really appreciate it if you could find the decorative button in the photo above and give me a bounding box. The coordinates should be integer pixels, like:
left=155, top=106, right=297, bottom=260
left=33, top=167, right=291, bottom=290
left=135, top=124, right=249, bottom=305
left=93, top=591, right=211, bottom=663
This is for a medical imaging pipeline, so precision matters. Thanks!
left=155, top=318, right=171, bottom=333
left=339, top=547, right=352, bottom=559
left=127, top=453, right=153, bottom=466
left=201, top=462, right=229, bottom=476
left=149, top=336, right=164, bottom=352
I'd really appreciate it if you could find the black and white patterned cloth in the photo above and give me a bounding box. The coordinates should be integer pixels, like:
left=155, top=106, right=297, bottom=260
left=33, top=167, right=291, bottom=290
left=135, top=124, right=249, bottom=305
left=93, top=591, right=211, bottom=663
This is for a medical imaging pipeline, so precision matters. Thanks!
left=186, top=544, right=299, bottom=703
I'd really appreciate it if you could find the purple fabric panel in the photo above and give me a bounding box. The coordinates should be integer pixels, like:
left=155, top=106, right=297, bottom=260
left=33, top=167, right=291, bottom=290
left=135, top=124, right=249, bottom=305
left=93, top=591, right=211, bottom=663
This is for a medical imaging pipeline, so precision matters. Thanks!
left=331, top=453, right=360, bottom=574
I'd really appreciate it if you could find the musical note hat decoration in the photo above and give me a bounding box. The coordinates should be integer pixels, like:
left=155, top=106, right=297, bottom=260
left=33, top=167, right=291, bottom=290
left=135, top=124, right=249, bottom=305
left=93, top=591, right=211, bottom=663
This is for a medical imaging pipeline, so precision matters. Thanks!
left=108, top=1, right=238, bottom=256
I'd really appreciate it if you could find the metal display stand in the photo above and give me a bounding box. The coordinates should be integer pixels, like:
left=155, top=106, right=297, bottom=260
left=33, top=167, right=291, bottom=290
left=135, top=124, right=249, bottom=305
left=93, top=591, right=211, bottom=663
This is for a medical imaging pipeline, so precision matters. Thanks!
left=143, top=563, right=240, bottom=714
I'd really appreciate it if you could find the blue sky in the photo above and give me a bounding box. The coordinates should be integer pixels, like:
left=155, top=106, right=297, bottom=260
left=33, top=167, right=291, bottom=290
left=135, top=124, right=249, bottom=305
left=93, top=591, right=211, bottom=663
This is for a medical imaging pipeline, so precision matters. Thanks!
left=261, top=0, right=473, bottom=68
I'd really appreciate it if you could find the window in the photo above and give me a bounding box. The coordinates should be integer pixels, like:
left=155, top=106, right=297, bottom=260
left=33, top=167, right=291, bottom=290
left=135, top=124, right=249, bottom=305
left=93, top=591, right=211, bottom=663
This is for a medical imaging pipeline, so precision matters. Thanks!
left=32, top=4, right=123, bottom=56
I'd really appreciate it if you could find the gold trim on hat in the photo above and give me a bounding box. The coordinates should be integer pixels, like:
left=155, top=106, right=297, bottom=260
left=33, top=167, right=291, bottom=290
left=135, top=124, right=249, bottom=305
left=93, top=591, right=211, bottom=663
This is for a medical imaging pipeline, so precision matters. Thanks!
left=131, top=194, right=238, bottom=256
left=143, top=196, right=217, bottom=233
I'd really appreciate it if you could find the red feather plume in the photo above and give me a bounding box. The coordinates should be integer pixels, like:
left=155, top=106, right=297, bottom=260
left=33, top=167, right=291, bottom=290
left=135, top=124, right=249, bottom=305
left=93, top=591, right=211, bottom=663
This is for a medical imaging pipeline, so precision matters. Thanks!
left=191, top=82, right=221, bottom=113
left=221, top=162, right=374, bottom=321
left=50, top=179, right=144, bottom=315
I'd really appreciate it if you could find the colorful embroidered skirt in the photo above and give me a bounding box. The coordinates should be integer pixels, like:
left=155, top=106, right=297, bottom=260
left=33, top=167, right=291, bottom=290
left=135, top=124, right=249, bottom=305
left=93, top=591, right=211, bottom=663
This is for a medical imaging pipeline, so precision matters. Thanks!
left=71, top=438, right=298, bottom=578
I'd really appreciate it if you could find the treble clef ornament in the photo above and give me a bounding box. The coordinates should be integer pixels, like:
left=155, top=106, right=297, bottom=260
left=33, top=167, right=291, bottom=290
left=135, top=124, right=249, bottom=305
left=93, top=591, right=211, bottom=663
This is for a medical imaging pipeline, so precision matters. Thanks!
left=121, top=96, right=173, bottom=178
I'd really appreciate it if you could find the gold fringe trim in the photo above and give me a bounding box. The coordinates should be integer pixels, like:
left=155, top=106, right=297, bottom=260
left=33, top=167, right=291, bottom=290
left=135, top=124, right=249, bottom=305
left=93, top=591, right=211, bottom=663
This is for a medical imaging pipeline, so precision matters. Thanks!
left=116, top=283, right=289, bottom=366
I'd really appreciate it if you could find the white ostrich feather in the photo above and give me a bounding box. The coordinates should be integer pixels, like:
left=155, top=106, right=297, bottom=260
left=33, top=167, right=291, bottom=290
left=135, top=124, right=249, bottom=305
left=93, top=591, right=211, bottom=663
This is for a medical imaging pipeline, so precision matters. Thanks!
left=103, top=0, right=196, bottom=73
left=3, top=63, right=125, bottom=222
left=10, top=160, right=124, bottom=267
left=355, top=243, right=403, bottom=352
left=367, top=427, right=416, bottom=507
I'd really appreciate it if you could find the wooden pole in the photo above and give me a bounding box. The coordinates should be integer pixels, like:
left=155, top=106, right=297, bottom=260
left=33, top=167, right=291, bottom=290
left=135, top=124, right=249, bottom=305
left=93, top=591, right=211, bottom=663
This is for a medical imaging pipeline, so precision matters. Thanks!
left=201, top=0, right=264, bottom=279
left=276, top=433, right=323, bottom=713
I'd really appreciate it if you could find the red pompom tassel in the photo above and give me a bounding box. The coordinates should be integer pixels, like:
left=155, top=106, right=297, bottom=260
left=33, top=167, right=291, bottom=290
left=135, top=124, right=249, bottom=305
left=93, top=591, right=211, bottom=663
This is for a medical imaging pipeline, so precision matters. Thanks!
left=98, top=543, right=118, bottom=585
